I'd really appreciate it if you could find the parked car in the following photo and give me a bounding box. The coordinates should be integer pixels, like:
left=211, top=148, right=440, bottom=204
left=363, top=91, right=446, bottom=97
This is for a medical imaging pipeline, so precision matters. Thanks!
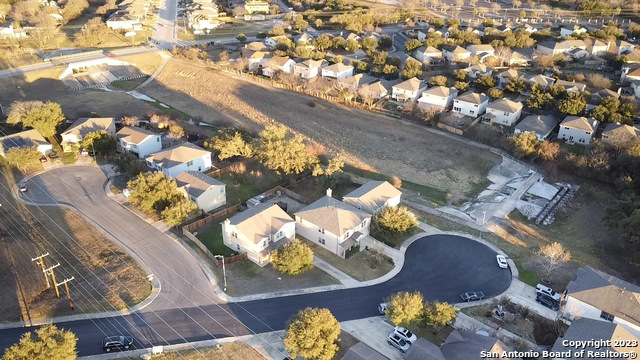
left=460, top=291, right=485, bottom=302
left=102, top=336, right=134, bottom=352
left=536, top=294, right=559, bottom=311
left=496, top=255, right=508, bottom=269
left=39, top=155, right=47, bottom=163
left=378, top=302, right=388, bottom=315
left=393, top=326, right=417, bottom=344
left=536, top=284, right=561, bottom=301
left=48, top=152, right=58, bottom=159
left=387, top=333, right=410, bottom=353
left=19, top=184, right=27, bottom=192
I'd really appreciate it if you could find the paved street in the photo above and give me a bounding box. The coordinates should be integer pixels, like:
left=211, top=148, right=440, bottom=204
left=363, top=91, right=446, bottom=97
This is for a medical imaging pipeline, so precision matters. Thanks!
left=152, top=0, right=178, bottom=49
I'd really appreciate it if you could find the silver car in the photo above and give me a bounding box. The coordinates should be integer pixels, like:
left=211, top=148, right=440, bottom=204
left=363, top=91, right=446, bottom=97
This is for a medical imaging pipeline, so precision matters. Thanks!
left=394, top=326, right=417, bottom=344
left=387, top=333, right=410, bottom=353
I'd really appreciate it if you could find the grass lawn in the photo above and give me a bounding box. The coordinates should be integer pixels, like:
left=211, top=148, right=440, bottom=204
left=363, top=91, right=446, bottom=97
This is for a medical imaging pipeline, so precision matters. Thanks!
left=370, top=225, right=424, bottom=249
left=210, top=258, right=339, bottom=297
left=194, top=215, right=237, bottom=257
left=301, top=238, right=395, bottom=281
left=110, top=76, right=149, bottom=91
left=123, top=342, right=266, bottom=360
left=214, top=162, right=284, bottom=206
left=287, top=175, right=360, bottom=203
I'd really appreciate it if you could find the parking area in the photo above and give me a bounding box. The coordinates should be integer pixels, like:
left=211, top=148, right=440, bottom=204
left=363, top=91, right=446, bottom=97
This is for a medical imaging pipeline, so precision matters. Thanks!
left=341, top=317, right=404, bottom=360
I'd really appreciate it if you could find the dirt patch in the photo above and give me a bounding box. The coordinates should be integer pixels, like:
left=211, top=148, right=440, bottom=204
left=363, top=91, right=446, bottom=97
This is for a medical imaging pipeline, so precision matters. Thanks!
left=142, top=60, right=500, bottom=195
left=123, top=342, right=267, bottom=360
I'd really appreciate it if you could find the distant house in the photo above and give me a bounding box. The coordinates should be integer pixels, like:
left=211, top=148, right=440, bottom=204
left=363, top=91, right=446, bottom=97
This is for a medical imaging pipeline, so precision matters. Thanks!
left=414, top=46, right=442, bottom=65
left=0, top=129, right=51, bottom=156
left=621, top=65, right=640, bottom=82
left=527, top=74, right=556, bottom=89
left=116, top=126, right=162, bottom=159
left=417, top=86, right=458, bottom=109
left=391, top=77, right=426, bottom=102
left=551, top=318, right=640, bottom=360
left=617, top=40, right=635, bottom=55
left=342, top=180, right=402, bottom=214
left=175, top=171, right=225, bottom=212
left=261, top=56, right=295, bottom=78
left=441, top=45, right=471, bottom=62
left=496, top=69, right=521, bottom=86
left=554, top=80, right=586, bottom=93
left=145, top=142, right=212, bottom=178
left=295, top=189, right=371, bottom=258
left=340, top=73, right=376, bottom=92
left=465, top=63, right=492, bottom=79
left=293, top=59, right=327, bottom=79
left=244, top=50, right=269, bottom=71
left=244, top=0, right=269, bottom=14
left=536, top=40, right=570, bottom=55
left=61, top=117, right=115, bottom=152
left=106, top=13, right=141, bottom=30
left=346, top=32, right=361, bottom=42
left=405, top=330, right=518, bottom=360
left=560, top=24, right=588, bottom=38
left=483, top=98, right=523, bottom=126
left=453, top=92, right=490, bottom=117
left=567, top=47, right=590, bottom=60
left=563, top=267, right=640, bottom=338
left=466, top=44, right=495, bottom=58
left=296, top=32, right=314, bottom=47
left=601, top=123, right=640, bottom=146
left=588, top=38, right=610, bottom=56
left=321, top=63, right=354, bottom=80
left=558, top=116, right=599, bottom=145
left=264, top=34, right=289, bottom=48
left=509, top=48, right=533, bottom=66
left=562, top=39, right=588, bottom=51
left=222, top=203, right=295, bottom=266
left=514, top=114, right=558, bottom=141
left=357, top=81, right=388, bottom=100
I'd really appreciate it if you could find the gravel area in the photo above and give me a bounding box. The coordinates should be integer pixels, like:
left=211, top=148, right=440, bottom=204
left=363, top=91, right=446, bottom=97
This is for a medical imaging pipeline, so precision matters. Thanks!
left=143, top=60, right=500, bottom=194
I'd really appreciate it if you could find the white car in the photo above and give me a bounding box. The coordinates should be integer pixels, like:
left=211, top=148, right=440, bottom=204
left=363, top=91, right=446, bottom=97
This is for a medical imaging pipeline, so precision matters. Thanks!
left=496, top=255, right=508, bottom=269
left=394, top=326, right=417, bottom=344
left=536, top=283, right=561, bottom=301
left=378, top=302, right=388, bottom=315
left=387, top=333, right=410, bottom=353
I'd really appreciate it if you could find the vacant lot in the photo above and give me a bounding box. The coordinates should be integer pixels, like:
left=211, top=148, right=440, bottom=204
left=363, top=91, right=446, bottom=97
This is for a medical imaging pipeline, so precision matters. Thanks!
left=143, top=60, right=500, bottom=195
left=123, top=342, right=266, bottom=360
left=0, top=167, right=151, bottom=323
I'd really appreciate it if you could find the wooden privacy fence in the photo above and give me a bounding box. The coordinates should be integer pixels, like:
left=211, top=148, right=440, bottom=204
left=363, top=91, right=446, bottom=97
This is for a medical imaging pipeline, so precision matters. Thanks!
left=208, top=158, right=255, bottom=178
left=182, top=204, right=240, bottom=233
left=182, top=227, right=218, bottom=263
left=216, top=253, right=247, bottom=266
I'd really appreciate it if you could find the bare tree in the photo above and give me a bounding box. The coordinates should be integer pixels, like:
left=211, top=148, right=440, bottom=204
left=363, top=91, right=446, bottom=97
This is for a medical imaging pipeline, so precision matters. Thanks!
left=535, top=54, right=555, bottom=68
left=586, top=73, right=612, bottom=89
left=537, top=242, right=571, bottom=283
left=492, top=3, right=501, bottom=13
left=357, top=85, right=378, bottom=109
left=121, top=116, right=140, bottom=126
left=512, top=0, right=521, bottom=8
left=494, top=46, right=512, bottom=66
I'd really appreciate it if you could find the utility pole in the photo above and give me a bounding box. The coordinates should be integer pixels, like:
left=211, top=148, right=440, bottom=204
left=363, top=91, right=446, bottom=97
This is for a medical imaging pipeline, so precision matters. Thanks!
left=45, top=263, right=61, bottom=297
left=56, top=277, right=75, bottom=310
left=31, top=253, right=51, bottom=289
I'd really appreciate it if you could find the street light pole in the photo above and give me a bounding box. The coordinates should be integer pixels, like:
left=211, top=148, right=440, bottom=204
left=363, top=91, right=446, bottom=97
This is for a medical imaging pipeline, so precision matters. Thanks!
left=215, top=255, right=227, bottom=291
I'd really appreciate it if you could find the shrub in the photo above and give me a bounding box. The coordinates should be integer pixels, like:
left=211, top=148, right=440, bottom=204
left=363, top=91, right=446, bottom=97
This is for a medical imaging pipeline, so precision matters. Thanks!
left=375, top=206, right=419, bottom=232
left=271, top=239, right=314, bottom=275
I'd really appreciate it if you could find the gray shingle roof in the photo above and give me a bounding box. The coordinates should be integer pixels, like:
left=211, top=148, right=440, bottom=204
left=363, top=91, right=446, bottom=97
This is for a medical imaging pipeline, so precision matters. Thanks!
left=340, top=342, right=387, bottom=360
left=342, top=180, right=402, bottom=213
left=175, top=171, right=224, bottom=198
left=295, top=196, right=370, bottom=236
left=551, top=318, right=639, bottom=358
left=515, top=115, right=558, bottom=137
left=228, top=202, right=294, bottom=243
left=405, top=338, right=446, bottom=360
left=145, top=142, right=210, bottom=170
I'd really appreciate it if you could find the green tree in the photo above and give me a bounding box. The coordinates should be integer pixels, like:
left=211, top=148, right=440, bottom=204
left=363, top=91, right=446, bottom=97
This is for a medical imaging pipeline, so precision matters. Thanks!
left=361, top=37, right=378, bottom=51
left=127, top=171, right=183, bottom=214
left=400, top=59, right=422, bottom=80
left=526, top=84, right=553, bottom=110
left=505, top=77, right=527, bottom=93
left=379, top=35, right=392, bottom=50
left=372, top=51, right=388, bottom=66
left=1, top=324, right=77, bottom=360
left=332, top=36, right=346, bottom=49
left=404, top=38, right=422, bottom=52
left=604, top=194, right=640, bottom=243
left=271, top=239, right=314, bottom=275
left=386, top=291, right=424, bottom=326
left=7, top=101, right=65, bottom=138
left=453, top=81, right=468, bottom=91
left=375, top=206, right=418, bottom=232
left=257, top=125, right=318, bottom=175
left=81, top=131, right=116, bottom=156
left=161, top=198, right=197, bottom=227
left=452, top=69, right=468, bottom=81
left=345, top=39, right=361, bottom=52
left=206, top=130, right=254, bottom=160
left=284, top=308, right=340, bottom=360
left=112, top=153, right=147, bottom=178
left=429, top=75, right=447, bottom=87
left=474, top=75, right=496, bottom=91
left=313, top=34, right=332, bottom=51
left=487, top=87, right=503, bottom=99
left=620, top=103, right=638, bottom=119
left=424, top=301, right=458, bottom=330
left=557, top=92, right=587, bottom=115
left=507, top=132, right=540, bottom=158
left=4, top=146, right=43, bottom=172
left=236, top=33, right=247, bottom=42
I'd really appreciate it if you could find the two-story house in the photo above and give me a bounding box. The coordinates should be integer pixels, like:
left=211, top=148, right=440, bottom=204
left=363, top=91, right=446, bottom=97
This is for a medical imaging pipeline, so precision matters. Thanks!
left=441, top=45, right=471, bottom=62
left=417, top=86, right=458, bottom=109
left=551, top=318, right=640, bottom=360
left=536, top=40, right=570, bottom=55
left=601, top=123, right=640, bottom=146
left=391, top=77, right=426, bottom=102
left=342, top=180, right=402, bottom=214
left=145, top=142, right=212, bottom=178
left=261, top=56, right=295, bottom=78
left=222, top=203, right=295, bottom=266
left=357, top=81, right=389, bottom=100
left=321, top=63, right=354, bottom=80
left=116, top=126, right=162, bottom=159
left=0, top=129, right=52, bottom=156
left=452, top=92, right=490, bottom=117
left=466, top=44, right=495, bottom=58
left=295, top=189, right=371, bottom=258
left=496, top=69, right=522, bottom=87
left=293, top=59, right=328, bottom=79
left=244, top=0, right=269, bottom=14
left=558, top=116, right=599, bottom=145
left=560, top=24, right=587, bottom=38
left=414, top=46, right=443, bottom=65
left=465, top=63, right=493, bottom=79
left=527, top=74, right=556, bottom=89
left=483, top=98, right=523, bottom=126
left=563, top=267, right=640, bottom=339
left=514, top=114, right=558, bottom=141
left=61, top=117, right=115, bottom=152
left=554, top=79, right=587, bottom=93
left=175, top=171, right=225, bottom=212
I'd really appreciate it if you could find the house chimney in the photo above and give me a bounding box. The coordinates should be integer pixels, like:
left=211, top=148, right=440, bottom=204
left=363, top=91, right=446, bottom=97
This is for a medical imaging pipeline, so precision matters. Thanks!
left=326, top=188, right=333, bottom=198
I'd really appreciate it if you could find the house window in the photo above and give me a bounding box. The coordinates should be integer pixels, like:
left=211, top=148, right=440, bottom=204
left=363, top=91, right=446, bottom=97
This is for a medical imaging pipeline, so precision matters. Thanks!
left=220, top=188, right=225, bottom=193
left=187, top=160, right=194, bottom=166
left=277, top=231, right=283, bottom=238
left=318, top=227, right=325, bottom=234
left=470, top=110, right=475, bottom=115
left=474, top=104, right=479, bottom=107
left=231, top=231, right=237, bottom=238
left=504, top=112, right=509, bottom=116
left=157, top=137, right=160, bottom=142
left=361, top=219, right=367, bottom=227
left=564, top=127, right=570, bottom=130
left=454, top=107, right=461, bottom=112
left=600, top=311, right=614, bottom=322
left=586, top=132, right=591, bottom=135
left=318, top=237, right=325, bottom=245
left=237, top=244, right=240, bottom=251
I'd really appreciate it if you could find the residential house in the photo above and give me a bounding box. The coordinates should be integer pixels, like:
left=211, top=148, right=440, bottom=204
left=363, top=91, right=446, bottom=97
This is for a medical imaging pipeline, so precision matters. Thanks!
left=145, top=142, right=212, bottom=178
left=527, top=74, right=556, bottom=88
left=294, top=189, right=371, bottom=258
left=601, top=123, right=640, bottom=146
left=245, top=41, right=267, bottom=51
left=621, top=65, right=640, bottom=82
left=339, top=73, right=375, bottom=92
left=244, top=0, right=269, bottom=14
left=116, top=126, right=162, bottom=159
left=414, top=46, right=442, bottom=65
left=536, top=40, right=570, bottom=55
left=558, top=116, right=599, bottom=145
left=588, top=38, right=610, bottom=56
left=514, top=114, right=558, bottom=141
left=417, top=29, right=428, bottom=41
left=483, top=98, right=523, bottom=126
left=617, top=40, right=635, bottom=55
left=321, top=63, right=354, bottom=80
left=625, top=49, right=640, bottom=64
left=509, top=48, right=533, bottom=66
left=441, top=45, right=471, bottom=62
left=550, top=318, right=640, bottom=360
left=346, top=33, right=361, bottom=42
left=631, top=80, right=640, bottom=98
left=452, top=92, right=490, bottom=117
left=563, top=266, right=640, bottom=338
left=560, top=24, right=587, bottom=38
left=264, top=34, right=289, bottom=48
left=342, top=180, right=402, bottom=214
left=465, top=63, right=493, bottom=79
left=61, top=117, right=115, bottom=152
left=555, top=79, right=586, bottom=93
left=0, top=24, right=28, bottom=39
left=357, top=81, right=388, bottom=100
left=562, top=39, right=588, bottom=51
left=296, top=32, right=314, bottom=47
left=417, top=86, right=458, bottom=109
left=261, top=56, right=295, bottom=78
left=405, top=330, right=520, bottom=360
left=520, top=23, right=538, bottom=34
left=0, top=129, right=51, bottom=156
left=496, top=69, right=522, bottom=86
left=340, top=343, right=387, bottom=360
left=391, top=77, right=426, bottom=102
left=244, top=50, right=269, bottom=71
left=222, top=203, right=295, bottom=266
left=591, top=88, right=621, bottom=103
left=466, top=44, right=495, bottom=58
left=106, top=13, right=141, bottom=30
left=293, top=59, right=327, bottom=79
left=567, top=47, right=590, bottom=60
left=175, top=171, right=225, bottom=212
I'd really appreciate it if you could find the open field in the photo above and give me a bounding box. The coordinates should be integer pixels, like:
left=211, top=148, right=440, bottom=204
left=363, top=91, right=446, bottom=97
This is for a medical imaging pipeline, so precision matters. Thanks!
left=0, top=67, right=159, bottom=119
left=143, top=60, right=500, bottom=196
left=123, top=342, right=267, bottom=360
left=0, top=167, right=151, bottom=322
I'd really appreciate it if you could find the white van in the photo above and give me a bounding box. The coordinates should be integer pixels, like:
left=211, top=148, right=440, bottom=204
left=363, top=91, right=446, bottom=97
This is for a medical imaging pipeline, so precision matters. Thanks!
left=536, top=284, right=561, bottom=301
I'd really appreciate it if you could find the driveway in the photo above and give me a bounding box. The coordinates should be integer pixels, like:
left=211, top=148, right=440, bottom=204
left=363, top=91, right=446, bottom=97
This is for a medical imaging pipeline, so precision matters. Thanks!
left=18, top=166, right=217, bottom=312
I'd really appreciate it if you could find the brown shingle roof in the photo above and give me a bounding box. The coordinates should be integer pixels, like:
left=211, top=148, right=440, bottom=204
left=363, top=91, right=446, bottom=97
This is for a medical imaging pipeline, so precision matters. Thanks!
left=393, top=77, right=423, bottom=92
left=229, top=203, right=294, bottom=243
left=343, top=180, right=402, bottom=213
left=145, top=142, right=210, bottom=170
left=487, top=98, right=523, bottom=113
left=62, top=117, right=114, bottom=137
left=116, top=126, right=158, bottom=145
left=295, top=196, right=370, bottom=236
left=560, top=116, right=597, bottom=132
left=455, top=91, right=489, bottom=104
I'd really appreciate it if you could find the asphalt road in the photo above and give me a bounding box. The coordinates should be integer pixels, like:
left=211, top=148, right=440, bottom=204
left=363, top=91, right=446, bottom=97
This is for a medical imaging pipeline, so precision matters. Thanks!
left=152, top=0, right=178, bottom=50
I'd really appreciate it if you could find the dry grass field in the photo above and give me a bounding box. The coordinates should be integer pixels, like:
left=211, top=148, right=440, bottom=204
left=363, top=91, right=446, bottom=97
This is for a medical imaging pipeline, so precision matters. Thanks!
left=143, top=60, right=499, bottom=195
left=124, top=342, right=267, bottom=360
left=0, top=167, right=151, bottom=323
